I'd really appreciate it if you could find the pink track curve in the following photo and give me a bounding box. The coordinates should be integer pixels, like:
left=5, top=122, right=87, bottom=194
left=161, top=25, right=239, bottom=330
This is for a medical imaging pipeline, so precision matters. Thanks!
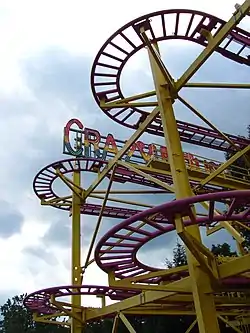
left=33, top=157, right=227, bottom=216
left=24, top=285, right=139, bottom=314
left=91, top=9, right=250, bottom=135
left=95, top=190, right=250, bottom=284
left=25, top=8, right=250, bottom=319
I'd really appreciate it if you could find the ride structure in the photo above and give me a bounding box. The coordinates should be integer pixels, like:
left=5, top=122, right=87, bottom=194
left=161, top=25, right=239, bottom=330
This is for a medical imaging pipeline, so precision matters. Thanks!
left=24, top=3, right=250, bottom=333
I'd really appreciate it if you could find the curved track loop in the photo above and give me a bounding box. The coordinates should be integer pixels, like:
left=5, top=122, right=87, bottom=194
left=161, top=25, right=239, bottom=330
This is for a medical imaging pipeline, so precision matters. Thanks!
left=33, top=157, right=223, bottom=214
left=91, top=9, right=250, bottom=151
left=24, top=285, right=139, bottom=314
left=95, top=190, right=250, bottom=283
left=24, top=283, right=250, bottom=317
left=27, top=9, right=250, bottom=322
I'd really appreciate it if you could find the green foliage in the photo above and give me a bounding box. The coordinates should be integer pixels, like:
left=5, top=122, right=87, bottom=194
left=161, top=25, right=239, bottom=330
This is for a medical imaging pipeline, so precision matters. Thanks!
left=165, top=242, right=187, bottom=268
left=224, top=124, right=250, bottom=250
left=165, top=241, right=237, bottom=268
left=85, top=319, right=113, bottom=333
left=0, top=294, right=34, bottom=333
left=211, top=243, right=237, bottom=257
left=0, top=238, right=246, bottom=333
left=225, top=125, right=250, bottom=171
left=0, top=294, right=69, bottom=333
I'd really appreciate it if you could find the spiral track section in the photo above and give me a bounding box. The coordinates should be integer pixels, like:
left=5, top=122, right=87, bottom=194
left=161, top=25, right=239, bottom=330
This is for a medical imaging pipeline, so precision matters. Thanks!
left=24, top=5, right=250, bottom=329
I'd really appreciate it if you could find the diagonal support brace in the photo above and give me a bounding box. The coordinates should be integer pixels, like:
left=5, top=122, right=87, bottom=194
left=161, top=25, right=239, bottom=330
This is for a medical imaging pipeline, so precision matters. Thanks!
left=196, top=145, right=250, bottom=189
left=176, top=0, right=250, bottom=90
left=118, top=160, right=175, bottom=192
left=139, top=29, right=175, bottom=95
left=84, top=107, right=160, bottom=198
left=178, top=229, right=218, bottom=282
left=56, top=169, right=84, bottom=200
left=119, top=312, right=137, bottom=333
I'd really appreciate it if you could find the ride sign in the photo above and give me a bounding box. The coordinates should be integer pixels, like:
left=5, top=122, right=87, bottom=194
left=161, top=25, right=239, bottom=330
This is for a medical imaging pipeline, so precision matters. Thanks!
left=63, top=118, right=221, bottom=172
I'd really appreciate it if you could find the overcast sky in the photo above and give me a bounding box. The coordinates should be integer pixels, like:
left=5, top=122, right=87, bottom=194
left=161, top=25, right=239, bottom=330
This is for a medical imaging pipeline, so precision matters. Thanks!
left=0, top=0, right=249, bottom=308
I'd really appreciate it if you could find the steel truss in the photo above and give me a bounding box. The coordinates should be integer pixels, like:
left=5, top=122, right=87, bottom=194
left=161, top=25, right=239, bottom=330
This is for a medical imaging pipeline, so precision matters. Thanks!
left=24, top=3, right=250, bottom=333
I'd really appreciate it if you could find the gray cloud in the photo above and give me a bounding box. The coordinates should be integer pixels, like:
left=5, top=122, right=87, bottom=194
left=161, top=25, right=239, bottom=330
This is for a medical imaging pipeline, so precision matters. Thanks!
left=22, top=244, right=58, bottom=266
left=43, top=215, right=71, bottom=248
left=0, top=200, right=24, bottom=238
left=42, top=211, right=103, bottom=249
left=20, top=48, right=97, bottom=117
left=0, top=40, right=247, bottom=270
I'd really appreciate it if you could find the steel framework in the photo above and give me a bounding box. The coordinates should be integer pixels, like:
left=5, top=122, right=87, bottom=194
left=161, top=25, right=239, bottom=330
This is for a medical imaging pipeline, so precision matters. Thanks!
left=24, top=3, right=250, bottom=333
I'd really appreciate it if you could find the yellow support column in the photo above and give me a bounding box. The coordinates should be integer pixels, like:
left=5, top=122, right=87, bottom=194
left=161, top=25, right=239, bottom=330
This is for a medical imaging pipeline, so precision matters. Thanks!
left=147, top=46, right=220, bottom=332
left=71, top=165, right=82, bottom=333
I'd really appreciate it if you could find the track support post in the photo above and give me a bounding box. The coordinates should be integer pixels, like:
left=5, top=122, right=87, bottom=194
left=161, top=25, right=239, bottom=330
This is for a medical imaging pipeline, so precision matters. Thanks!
left=71, top=163, right=82, bottom=333
left=145, top=34, right=220, bottom=332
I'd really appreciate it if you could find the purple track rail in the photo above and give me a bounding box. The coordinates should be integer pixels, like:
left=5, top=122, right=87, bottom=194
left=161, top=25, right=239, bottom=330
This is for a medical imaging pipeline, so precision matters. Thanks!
left=91, top=9, right=250, bottom=152
left=25, top=9, right=250, bottom=318
left=33, top=157, right=236, bottom=216
left=25, top=191, right=250, bottom=316
left=24, top=285, right=139, bottom=314
left=95, top=191, right=250, bottom=283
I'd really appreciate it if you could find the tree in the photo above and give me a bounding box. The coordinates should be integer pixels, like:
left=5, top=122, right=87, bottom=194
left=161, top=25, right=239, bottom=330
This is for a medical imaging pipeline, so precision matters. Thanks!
left=0, top=294, right=69, bottom=333
left=165, top=241, right=187, bottom=268
left=166, top=241, right=237, bottom=268
left=211, top=243, right=237, bottom=257
left=225, top=125, right=250, bottom=173
left=0, top=294, right=34, bottom=333
left=225, top=124, right=250, bottom=250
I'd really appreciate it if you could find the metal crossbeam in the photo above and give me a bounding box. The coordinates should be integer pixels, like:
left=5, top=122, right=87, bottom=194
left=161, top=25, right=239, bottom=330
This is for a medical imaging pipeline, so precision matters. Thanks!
left=219, top=254, right=250, bottom=278
left=140, top=30, right=175, bottom=92
left=176, top=0, right=250, bottom=91
left=197, top=145, right=250, bottom=188
left=118, top=161, right=175, bottom=193
left=119, top=313, right=136, bottom=333
left=85, top=278, right=191, bottom=320
left=84, top=107, right=160, bottom=198
left=178, top=96, right=240, bottom=151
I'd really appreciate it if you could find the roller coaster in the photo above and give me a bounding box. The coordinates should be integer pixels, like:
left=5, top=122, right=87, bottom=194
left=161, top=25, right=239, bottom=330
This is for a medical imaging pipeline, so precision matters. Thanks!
left=24, top=3, right=250, bottom=333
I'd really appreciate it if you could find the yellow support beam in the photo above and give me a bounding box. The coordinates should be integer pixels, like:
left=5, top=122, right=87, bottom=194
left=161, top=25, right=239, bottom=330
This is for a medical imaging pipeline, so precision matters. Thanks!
left=185, top=319, right=197, bottom=333
left=119, top=313, right=136, bottom=333
left=123, top=309, right=242, bottom=316
left=101, top=82, right=250, bottom=109
left=71, top=166, right=82, bottom=333
left=219, top=253, right=250, bottom=278
left=197, top=145, right=250, bottom=188
left=200, top=201, right=245, bottom=244
left=176, top=0, right=250, bottom=91
left=177, top=230, right=218, bottom=282
left=101, top=90, right=156, bottom=107
left=85, top=290, right=176, bottom=320
left=139, top=161, right=250, bottom=190
left=118, top=265, right=188, bottom=284
left=33, top=313, right=69, bottom=326
left=140, top=29, right=175, bottom=93
left=84, top=107, right=159, bottom=198
left=220, top=221, right=245, bottom=244
left=82, top=168, right=116, bottom=275
left=101, top=101, right=158, bottom=108
left=110, top=276, right=192, bottom=293
left=92, top=189, right=168, bottom=195
left=147, top=38, right=220, bottom=332
left=185, top=82, right=250, bottom=89
left=118, top=160, right=175, bottom=193
left=89, top=193, right=153, bottom=208
left=198, top=145, right=250, bottom=187
left=52, top=298, right=83, bottom=325
left=56, top=170, right=84, bottom=199
left=178, top=96, right=241, bottom=152
left=85, top=277, right=191, bottom=321
left=112, top=315, right=119, bottom=333
left=218, top=315, right=243, bottom=333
